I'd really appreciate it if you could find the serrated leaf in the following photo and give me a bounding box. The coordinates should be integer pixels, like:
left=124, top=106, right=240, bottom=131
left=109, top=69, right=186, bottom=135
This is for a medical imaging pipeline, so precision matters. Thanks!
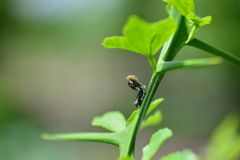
left=146, top=98, right=164, bottom=116
left=160, top=150, right=198, bottom=160
left=141, top=110, right=162, bottom=130
left=102, top=15, right=176, bottom=56
left=142, top=128, right=173, bottom=160
left=92, top=111, right=126, bottom=132
left=127, top=110, right=139, bottom=126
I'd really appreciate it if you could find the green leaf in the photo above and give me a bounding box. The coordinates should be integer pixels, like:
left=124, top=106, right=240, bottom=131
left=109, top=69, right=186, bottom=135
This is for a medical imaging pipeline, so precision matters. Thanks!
left=162, top=0, right=194, bottom=18
left=187, top=38, right=240, bottom=65
left=148, top=56, right=157, bottom=72
left=141, top=110, right=162, bottom=130
left=102, top=37, right=142, bottom=54
left=142, top=128, right=173, bottom=160
left=156, top=57, right=223, bottom=74
left=92, top=111, right=126, bottom=132
left=160, top=150, right=198, bottom=160
left=122, top=15, right=153, bottom=55
left=102, top=15, right=176, bottom=56
left=158, top=7, right=188, bottom=61
left=162, top=0, right=212, bottom=27
left=162, top=0, right=212, bottom=43
left=204, top=112, right=240, bottom=160
left=146, top=98, right=164, bottom=116
left=150, top=18, right=177, bottom=55
left=126, top=110, right=139, bottom=126
left=187, top=12, right=212, bottom=26
left=118, top=156, right=135, bottom=160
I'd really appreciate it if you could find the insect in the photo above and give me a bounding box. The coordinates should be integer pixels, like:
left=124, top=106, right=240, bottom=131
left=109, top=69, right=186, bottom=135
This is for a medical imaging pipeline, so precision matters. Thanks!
left=126, top=75, right=146, bottom=108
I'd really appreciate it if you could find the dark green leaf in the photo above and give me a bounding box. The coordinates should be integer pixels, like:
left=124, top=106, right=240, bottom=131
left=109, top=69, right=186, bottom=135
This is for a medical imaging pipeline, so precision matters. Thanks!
left=142, top=128, right=173, bottom=160
left=92, top=111, right=126, bottom=132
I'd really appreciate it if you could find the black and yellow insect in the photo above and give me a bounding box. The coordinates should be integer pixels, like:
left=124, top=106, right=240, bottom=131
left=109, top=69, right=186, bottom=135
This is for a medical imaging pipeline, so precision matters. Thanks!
left=126, top=75, right=146, bottom=108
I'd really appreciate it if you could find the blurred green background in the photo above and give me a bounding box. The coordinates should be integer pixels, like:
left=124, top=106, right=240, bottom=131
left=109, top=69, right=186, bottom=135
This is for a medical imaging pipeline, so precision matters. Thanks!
left=0, top=0, right=240, bottom=160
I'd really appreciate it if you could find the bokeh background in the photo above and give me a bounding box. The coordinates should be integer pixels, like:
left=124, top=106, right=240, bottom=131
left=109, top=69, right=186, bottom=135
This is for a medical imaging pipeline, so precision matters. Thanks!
left=0, top=0, right=240, bottom=160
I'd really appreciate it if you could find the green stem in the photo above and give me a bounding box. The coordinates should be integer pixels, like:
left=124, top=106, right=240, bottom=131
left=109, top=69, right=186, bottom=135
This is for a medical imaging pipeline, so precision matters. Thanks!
left=125, top=74, right=163, bottom=156
left=157, top=57, right=223, bottom=74
left=187, top=38, right=240, bottom=65
left=124, top=7, right=188, bottom=157
left=42, top=132, right=121, bottom=146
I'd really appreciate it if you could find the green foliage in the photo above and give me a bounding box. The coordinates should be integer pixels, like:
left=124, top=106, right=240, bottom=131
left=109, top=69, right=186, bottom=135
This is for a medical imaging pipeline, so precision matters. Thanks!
left=162, top=0, right=211, bottom=43
left=42, top=0, right=240, bottom=159
left=92, top=111, right=126, bottom=132
left=160, top=150, right=198, bottom=160
left=146, top=98, right=164, bottom=116
left=118, top=157, right=135, bottom=160
left=163, top=0, right=211, bottom=26
left=140, top=110, right=162, bottom=130
left=102, top=15, right=177, bottom=57
left=142, top=128, right=173, bottom=160
left=204, top=113, right=240, bottom=160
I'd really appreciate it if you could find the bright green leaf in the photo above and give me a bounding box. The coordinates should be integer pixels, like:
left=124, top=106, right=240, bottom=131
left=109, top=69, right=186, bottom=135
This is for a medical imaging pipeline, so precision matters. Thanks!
left=92, top=111, right=126, bottom=132
left=229, top=136, right=240, bottom=159
left=160, top=150, right=198, bottom=160
left=204, top=113, right=240, bottom=160
left=142, top=128, right=173, bottom=160
left=146, top=98, right=164, bottom=116
left=162, top=0, right=195, bottom=18
left=123, top=15, right=153, bottom=55
left=102, top=36, right=142, bottom=54
left=148, top=56, right=157, bottom=72
left=102, top=15, right=176, bottom=56
left=141, top=110, right=162, bottom=130
left=187, top=12, right=212, bottom=26
left=156, top=57, right=223, bottom=74
left=150, top=18, right=177, bottom=55
left=118, top=156, right=135, bottom=160
left=162, top=0, right=212, bottom=27
left=127, top=110, right=139, bottom=126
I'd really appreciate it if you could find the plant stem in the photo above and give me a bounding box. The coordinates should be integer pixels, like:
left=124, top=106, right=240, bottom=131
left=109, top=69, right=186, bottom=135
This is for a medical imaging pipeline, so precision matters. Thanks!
left=124, top=8, right=188, bottom=157
left=187, top=38, right=240, bottom=65
left=42, top=132, right=121, bottom=146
